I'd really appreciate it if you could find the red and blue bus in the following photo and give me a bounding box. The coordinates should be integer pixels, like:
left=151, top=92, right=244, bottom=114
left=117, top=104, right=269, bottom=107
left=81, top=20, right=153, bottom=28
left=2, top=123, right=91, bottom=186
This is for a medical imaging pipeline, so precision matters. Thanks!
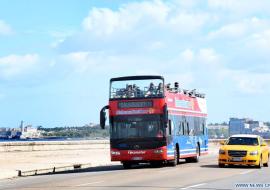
left=100, top=75, right=208, bottom=168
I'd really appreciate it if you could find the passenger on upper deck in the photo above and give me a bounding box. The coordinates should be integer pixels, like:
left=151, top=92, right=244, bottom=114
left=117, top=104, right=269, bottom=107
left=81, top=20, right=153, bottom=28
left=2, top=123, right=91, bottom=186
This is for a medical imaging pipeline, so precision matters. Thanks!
left=156, top=82, right=163, bottom=95
left=145, top=82, right=155, bottom=97
left=126, top=84, right=135, bottom=98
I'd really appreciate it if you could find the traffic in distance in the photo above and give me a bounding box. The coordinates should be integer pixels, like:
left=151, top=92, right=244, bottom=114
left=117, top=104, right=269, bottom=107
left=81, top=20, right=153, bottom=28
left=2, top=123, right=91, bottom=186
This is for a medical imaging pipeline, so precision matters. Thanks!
left=218, top=134, right=269, bottom=168
left=100, top=75, right=208, bottom=168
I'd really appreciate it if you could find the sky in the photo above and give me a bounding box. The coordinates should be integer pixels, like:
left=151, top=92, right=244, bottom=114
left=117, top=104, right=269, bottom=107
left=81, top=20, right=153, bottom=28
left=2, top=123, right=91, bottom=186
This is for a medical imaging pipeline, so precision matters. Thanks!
left=0, top=0, right=270, bottom=128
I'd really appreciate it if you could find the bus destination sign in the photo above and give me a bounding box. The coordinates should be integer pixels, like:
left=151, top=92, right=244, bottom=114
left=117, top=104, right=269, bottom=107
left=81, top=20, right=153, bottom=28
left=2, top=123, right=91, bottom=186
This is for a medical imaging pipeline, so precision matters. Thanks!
left=118, top=101, right=153, bottom=109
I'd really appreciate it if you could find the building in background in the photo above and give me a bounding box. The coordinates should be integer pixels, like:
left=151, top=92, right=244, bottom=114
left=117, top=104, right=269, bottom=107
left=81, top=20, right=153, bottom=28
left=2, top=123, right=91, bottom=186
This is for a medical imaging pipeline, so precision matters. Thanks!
left=20, top=124, right=41, bottom=139
left=229, top=118, right=270, bottom=137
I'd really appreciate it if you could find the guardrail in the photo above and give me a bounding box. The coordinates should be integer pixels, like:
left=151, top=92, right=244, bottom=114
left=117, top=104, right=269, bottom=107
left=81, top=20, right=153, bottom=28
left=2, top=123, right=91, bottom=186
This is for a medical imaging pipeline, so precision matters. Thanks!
left=1, top=139, right=269, bottom=152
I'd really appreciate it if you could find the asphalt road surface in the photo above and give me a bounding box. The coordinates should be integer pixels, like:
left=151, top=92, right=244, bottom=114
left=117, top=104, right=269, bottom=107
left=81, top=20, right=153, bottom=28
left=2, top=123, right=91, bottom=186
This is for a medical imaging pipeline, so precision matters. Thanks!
left=1, top=154, right=269, bottom=190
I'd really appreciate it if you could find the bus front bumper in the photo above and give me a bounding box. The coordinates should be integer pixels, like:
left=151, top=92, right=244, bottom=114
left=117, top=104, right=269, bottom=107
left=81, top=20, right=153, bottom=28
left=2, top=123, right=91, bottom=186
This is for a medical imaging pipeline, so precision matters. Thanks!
left=111, top=147, right=168, bottom=161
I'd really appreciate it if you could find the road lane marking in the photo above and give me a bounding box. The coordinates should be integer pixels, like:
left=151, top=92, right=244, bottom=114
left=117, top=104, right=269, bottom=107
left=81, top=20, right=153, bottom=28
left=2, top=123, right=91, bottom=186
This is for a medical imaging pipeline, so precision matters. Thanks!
left=181, top=183, right=207, bottom=189
left=76, top=181, right=104, bottom=187
left=239, top=170, right=254, bottom=175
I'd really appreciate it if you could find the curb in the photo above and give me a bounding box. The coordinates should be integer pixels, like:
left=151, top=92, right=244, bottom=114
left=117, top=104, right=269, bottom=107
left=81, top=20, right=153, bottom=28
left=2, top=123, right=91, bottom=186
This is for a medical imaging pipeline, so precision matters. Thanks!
left=17, top=163, right=92, bottom=177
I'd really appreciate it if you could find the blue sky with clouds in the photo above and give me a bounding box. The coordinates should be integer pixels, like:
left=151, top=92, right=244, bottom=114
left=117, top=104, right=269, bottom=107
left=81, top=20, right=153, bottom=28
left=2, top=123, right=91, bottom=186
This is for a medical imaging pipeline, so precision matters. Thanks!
left=0, top=0, right=270, bottom=127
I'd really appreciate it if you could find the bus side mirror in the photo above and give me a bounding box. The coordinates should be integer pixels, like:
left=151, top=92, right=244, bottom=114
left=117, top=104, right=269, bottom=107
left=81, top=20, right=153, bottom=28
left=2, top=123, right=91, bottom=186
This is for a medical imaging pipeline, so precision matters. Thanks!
left=163, top=104, right=168, bottom=128
left=100, top=105, right=109, bottom=129
left=220, top=140, right=225, bottom=145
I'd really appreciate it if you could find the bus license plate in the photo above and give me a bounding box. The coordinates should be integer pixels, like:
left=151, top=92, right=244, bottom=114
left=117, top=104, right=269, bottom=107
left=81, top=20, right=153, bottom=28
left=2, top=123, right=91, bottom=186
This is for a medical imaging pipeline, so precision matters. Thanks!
left=232, top=157, right=242, bottom=162
left=132, top=157, right=142, bottom=160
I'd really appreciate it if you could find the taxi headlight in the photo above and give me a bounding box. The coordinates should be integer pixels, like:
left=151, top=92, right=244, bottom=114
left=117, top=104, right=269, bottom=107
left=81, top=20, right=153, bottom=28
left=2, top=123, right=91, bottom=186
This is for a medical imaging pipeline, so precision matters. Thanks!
left=219, top=149, right=226, bottom=154
left=249, top=151, right=258, bottom=155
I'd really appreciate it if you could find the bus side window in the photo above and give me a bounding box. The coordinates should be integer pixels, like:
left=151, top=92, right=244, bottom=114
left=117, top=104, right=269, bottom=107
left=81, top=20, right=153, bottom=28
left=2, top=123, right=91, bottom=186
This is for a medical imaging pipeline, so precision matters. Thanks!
left=182, top=122, right=185, bottom=135
left=178, top=122, right=182, bottom=135
left=187, top=122, right=190, bottom=136
left=168, top=119, right=172, bottom=136
left=202, top=122, right=205, bottom=135
left=183, top=122, right=188, bottom=136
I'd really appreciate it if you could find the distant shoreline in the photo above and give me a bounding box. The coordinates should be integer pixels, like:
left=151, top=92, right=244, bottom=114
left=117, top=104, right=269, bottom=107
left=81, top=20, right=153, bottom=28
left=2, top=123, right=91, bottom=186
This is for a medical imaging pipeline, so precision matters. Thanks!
left=0, top=137, right=107, bottom=142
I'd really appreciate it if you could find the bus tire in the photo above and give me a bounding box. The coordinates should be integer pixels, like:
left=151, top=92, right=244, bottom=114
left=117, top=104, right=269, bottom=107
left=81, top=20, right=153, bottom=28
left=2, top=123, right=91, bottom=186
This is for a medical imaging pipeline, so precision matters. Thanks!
left=122, top=162, right=132, bottom=169
left=192, top=146, right=200, bottom=163
left=150, top=161, right=163, bottom=168
left=169, top=147, right=177, bottom=167
left=176, top=144, right=180, bottom=164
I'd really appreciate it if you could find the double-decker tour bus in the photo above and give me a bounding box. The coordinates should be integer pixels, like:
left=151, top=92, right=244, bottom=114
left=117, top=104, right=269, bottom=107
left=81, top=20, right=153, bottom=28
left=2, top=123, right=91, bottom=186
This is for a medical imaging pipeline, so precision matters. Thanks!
left=100, top=75, right=208, bottom=168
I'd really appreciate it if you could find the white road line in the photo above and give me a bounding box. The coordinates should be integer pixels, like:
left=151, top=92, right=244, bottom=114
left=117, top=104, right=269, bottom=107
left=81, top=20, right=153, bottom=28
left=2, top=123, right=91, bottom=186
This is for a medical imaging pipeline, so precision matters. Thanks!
left=76, top=181, right=104, bottom=187
left=181, top=183, right=207, bottom=189
left=239, top=170, right=254, bottom=175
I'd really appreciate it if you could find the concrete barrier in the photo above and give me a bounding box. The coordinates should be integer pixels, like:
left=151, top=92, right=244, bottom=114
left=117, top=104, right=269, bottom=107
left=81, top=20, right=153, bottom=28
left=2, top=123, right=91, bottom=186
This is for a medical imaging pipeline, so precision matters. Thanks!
left=1, top=139, right=269, bottom=152
left=0, top=140, right=109, bottom=152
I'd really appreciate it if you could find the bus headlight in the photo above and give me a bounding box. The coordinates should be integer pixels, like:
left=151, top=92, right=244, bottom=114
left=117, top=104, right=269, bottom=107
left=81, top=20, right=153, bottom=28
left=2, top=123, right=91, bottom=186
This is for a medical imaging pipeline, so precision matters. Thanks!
left=111, top=151, right=121, bottom=155
left=249, top=151, right=258, bottom=155
left=154, top=149, right=164, bottom=154
left=219, top=149, right=226, bottom=154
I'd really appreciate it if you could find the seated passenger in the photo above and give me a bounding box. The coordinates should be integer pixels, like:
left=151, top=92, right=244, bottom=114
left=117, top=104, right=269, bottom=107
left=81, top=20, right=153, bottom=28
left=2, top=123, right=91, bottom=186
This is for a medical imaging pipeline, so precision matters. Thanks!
left=126, top=84, right=134, bottom=98
left=156, top=83, right=163, bottom=95
left=145, top=82, right=155, bottom=97
left=132, top=84, right=141, bottom=97
left=156, top=129, right=164, bottom=138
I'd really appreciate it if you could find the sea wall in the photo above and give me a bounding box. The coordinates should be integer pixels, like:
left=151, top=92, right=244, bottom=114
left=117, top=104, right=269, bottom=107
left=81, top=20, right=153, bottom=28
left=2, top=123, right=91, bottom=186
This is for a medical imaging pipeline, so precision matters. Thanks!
left=0, top=140, right=109, bottom=152
left=0, top=139, right=269, bottom=152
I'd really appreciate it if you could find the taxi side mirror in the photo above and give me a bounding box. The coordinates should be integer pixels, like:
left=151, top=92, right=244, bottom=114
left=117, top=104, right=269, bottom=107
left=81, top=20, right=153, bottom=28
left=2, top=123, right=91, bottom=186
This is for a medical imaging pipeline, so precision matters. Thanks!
left=261, top=142, right=267, bottom=146
left=220, top=140, right=225, bottom=145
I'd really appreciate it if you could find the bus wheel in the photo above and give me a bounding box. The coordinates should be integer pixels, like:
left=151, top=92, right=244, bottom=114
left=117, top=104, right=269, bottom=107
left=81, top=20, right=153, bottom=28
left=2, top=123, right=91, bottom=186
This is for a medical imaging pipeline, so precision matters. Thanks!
left=122, top=162, right=132, bottom=169
left=192, top=146, right=200, bottom=163
left=150, top=161, right=163, bottom=168
left=169, top=148, right=177, bottom=166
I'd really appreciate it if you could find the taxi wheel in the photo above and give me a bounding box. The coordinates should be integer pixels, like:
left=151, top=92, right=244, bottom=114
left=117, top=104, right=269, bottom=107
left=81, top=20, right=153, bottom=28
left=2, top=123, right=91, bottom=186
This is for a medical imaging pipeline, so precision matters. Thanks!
left=255, top=156, right=262, bottom=169
left=263, top=155, right=269, bottom=167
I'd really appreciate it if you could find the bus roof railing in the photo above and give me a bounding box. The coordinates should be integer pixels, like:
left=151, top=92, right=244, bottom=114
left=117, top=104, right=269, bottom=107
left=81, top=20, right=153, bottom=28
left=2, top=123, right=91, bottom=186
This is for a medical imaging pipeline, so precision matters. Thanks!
left=110, top=75, right=164, bottom=82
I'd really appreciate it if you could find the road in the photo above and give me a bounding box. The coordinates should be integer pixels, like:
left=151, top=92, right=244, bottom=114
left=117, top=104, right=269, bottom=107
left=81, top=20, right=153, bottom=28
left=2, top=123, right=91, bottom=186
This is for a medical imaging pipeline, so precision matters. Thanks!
left=0, top=154, right=269, bottom=190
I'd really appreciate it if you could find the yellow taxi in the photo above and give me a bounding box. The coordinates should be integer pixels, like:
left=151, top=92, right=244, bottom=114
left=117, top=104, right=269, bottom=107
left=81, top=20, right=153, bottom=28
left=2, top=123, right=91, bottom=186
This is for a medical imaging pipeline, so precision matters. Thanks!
left=218, top=134, right=269, bottom=168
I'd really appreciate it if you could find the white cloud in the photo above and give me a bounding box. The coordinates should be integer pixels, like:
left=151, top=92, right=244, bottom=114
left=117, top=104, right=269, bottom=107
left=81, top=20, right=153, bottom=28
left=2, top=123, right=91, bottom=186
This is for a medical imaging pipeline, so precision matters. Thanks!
left=81, top=0, right=210, bottom=38
left=247, top=29, right=270, bottom=52
left=226, top=70, right=270, bottom=94
left=0, top=54, right=39, bottom=79
left=0, top=20, right=12, bottom=35
left=208, top=17, right=270, bottom=40
left=208, top=0, right=270, bottom=15
left=179, top=49, right=194, bottom=62
left=58, top=0, right=270, bottom=96
left=168, top=12, right=210, bottom=34
left=198, top=48, right=220, bottom=65
left=82, top=1, right=169, bottom=36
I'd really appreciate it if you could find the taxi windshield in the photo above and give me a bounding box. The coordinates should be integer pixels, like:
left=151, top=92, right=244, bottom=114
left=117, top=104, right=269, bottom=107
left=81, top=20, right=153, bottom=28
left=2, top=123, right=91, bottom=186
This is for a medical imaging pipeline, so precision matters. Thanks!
left=227, top=137, right=259, bottom=146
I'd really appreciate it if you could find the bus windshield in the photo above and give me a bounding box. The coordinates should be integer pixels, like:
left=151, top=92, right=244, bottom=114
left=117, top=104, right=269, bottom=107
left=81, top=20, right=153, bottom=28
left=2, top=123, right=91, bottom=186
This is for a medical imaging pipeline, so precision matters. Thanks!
left=110, top=79, right=164, bottom=99
left=227, top=137, right=259, bottom=146
left=111, top=115, right=164, bottom=139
